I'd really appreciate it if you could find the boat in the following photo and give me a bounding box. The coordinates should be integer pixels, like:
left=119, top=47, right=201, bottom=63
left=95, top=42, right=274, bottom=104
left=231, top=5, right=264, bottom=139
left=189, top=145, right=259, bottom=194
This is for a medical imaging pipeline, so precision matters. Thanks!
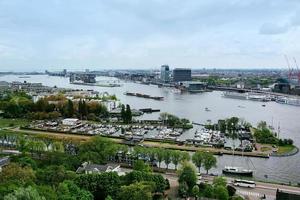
left=222, top=92, right=247, bottom=100
left=205, top=107, right=211, bottom=112
left=124, top=92, right=164, bottom=101
left=276, top=97, right=300, bottom=106
left=222, top=166, right=253, bottom=177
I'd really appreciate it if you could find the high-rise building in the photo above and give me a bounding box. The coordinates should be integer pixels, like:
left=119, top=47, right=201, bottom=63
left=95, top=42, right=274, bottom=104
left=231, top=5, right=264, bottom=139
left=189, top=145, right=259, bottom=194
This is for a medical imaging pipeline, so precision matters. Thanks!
left=160, top=65, right=170, bottom=83
left=173, top=68, right=192, bottom=82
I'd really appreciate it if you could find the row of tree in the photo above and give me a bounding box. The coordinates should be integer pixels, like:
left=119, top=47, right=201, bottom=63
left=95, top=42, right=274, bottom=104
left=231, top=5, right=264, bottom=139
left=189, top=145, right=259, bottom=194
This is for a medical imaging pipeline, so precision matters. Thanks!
left=159, top=112, right=193, bottom=129
left=0, top=91, right=109, bottom=120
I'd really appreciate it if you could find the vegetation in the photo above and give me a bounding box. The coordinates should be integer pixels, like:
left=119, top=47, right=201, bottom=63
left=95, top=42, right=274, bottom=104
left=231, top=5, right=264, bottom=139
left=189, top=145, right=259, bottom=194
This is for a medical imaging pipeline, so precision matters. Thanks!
left=0, top=91, right=109, bottom=120
left=120, top=104, right=132, bottom=124
left=192, top=150, right=217, bottom=174
left=159, top=112, right=193, bottom=129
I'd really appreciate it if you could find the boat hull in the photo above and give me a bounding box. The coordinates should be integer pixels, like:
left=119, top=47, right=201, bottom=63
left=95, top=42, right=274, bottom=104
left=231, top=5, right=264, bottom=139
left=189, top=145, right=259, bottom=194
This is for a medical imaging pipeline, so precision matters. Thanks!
left=222, top=169, right=253, bottom=177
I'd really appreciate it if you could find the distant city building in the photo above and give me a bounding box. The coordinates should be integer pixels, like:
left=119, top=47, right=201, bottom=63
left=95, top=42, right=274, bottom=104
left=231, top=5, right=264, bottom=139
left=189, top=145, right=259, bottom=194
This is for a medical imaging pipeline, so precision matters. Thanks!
left=160, top=65, right=170, bottom=83
left=173, top=68, right=192, bottom=82
left=69, top=73, right=96, bottom=83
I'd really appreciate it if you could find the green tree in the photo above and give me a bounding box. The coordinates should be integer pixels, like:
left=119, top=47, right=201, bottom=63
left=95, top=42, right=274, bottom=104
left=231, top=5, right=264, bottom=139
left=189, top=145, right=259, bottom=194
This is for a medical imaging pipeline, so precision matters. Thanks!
left=178, top=162, right=197, bottom=193
left=133, top=160, right=152, bottom=173
left=203, top=152, right=217, bottom=174
left=213, top=185, right=229, bottom=200
left=192, top=151, right=205, bottom=173
left=155, top=148, right=164, bottom=168
left=121, top=104, right=126, bottom=123
left=0, top=163, right=35, bottom=185
left=66, top=99, right=74, bottom=117
left=171, top=150, right=181, bottom=170
left=118, top=182, right=152, bottom=200
left=57, top=180, right=93, bottom=200
left=125, top=104, right=132, bottom=123
left=75, top=172, right=121, bottom=200
left=213, top=177, right=227, bottom=187
left=163, top=149, right=172, bottom=169
left=192, top=185, right=200, bottom=200
left=78, top=136, right=118, bottom=164
left=4, top=186, right=45, bottom=200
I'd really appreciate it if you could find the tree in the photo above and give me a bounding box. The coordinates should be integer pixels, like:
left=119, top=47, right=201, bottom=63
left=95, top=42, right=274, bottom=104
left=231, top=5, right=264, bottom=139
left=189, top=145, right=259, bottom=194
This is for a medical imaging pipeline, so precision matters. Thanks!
left=125, top=104, right=132, bottom=123
left=192, top=185, right=200, bottom=200
left=118, top=182, right=152, bottom=200
left=57, top=180, right=93, bottom=200
left=36, top=165, right=76, bottom=186
left=66, top=99, right=74, bottom=117
left=203, top=152, right=217, bottom=174
left=75, top=172, right=121, bottom=200
left=121, top=104, right=126, bottom=123
left=213, top=177, right=227, bottom=188
left=213, top=185, right=229, bottom=200
left=123, top=171, right=166, bottom=194
left=163, top=149, right=172, bottom=169
left=52, top=141, right=64, bottom=152
left=155, top=148, right=164, bottom=168
left=78, top=136, right=118, bottom=164
left=133, top=160, right=152, bottom=173
left=192, top=151, right=205, bottom=173
left=0, top=163, right=35, bottom=185
left=4, top=186, right=46, bottom=200
left=178, top=162, right=197, bottom=194
left=105, top=196, right=113, bottom=200
left=171, top=150, right=181, bottom=170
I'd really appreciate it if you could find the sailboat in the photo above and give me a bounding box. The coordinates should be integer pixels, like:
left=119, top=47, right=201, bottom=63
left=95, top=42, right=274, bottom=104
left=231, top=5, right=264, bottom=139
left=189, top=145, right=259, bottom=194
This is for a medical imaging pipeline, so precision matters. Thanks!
left=222, top=136, right=254, bottom=177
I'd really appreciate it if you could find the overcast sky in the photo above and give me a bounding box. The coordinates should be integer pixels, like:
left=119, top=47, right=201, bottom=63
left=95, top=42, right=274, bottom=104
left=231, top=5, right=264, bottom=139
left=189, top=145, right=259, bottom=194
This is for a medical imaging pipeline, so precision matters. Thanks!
left=0, top=0, right=300, bottom=71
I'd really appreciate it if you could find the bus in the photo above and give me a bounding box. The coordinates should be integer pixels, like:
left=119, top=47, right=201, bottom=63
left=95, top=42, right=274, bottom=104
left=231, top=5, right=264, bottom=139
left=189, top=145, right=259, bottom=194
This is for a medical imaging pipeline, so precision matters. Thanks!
left=233, top=179, right=256, bottom=188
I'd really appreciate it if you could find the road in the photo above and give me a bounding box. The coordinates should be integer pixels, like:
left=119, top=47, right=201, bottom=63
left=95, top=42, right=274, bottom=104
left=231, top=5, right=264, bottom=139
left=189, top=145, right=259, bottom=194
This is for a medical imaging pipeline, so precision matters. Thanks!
left=121, top=167, right=300, bottom=200
left=201, top=175, right=300, bottom=200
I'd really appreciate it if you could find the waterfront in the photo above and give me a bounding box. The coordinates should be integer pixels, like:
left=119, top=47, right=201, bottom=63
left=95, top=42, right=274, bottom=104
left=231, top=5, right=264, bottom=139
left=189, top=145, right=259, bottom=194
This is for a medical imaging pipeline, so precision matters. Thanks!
left=1, top=74, right=300, bottom=184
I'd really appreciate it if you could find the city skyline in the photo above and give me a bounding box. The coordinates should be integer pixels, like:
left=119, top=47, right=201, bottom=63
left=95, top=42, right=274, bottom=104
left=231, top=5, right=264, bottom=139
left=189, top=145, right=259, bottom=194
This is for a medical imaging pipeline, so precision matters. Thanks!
left=0, top=0, right=300, bottom=71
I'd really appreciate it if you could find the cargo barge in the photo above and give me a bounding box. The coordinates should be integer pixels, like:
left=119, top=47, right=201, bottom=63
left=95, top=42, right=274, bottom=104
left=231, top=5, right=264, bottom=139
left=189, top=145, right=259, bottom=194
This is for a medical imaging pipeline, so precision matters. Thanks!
left=124, top=92, right=164, bottom=100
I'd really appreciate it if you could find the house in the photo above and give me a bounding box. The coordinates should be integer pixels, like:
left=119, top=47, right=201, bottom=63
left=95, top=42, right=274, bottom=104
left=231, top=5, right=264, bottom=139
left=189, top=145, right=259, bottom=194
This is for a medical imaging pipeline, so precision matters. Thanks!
left=62, top=118, right=80, bottom=126
left=76, top=162, right=122, bottom=175
left=0, top=157, right=10, bottom=172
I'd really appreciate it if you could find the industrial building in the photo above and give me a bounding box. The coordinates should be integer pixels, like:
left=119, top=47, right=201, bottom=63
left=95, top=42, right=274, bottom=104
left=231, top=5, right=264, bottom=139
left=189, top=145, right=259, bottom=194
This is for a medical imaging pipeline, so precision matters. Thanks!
left=69, top=73, right=96, bottom=84
left=173, top=68, right=192, bottom=82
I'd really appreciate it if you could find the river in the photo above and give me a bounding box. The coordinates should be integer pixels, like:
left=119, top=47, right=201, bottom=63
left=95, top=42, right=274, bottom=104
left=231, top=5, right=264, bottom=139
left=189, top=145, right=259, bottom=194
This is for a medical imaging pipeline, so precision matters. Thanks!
left=1, top=74, right=300, bottom=184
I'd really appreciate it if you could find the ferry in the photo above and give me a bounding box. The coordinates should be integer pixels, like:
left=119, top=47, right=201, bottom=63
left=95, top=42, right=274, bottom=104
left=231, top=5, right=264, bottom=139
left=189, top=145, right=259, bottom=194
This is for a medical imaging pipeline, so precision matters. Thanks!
left=222, top=166, right=253, bottom=177
left=276, top=97, right=300, bottom=106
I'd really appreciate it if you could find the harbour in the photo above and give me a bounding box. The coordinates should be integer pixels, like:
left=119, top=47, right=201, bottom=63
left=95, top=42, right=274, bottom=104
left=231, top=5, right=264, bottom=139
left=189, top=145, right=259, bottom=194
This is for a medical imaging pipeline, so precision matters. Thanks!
left=1, top=74, right=300, bottom=184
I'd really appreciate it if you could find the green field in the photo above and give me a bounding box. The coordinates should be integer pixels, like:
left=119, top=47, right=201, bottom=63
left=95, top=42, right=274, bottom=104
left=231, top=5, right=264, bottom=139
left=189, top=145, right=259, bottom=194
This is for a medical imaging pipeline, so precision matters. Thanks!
left=277, top=145, right=296, bottom=155
left=0, top=118, right=29, bottom=128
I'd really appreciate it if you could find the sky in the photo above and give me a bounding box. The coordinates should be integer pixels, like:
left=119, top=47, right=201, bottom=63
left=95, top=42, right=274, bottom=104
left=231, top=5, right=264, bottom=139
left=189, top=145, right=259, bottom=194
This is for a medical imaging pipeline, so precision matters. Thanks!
left=0, top=0, right=300, bottom=71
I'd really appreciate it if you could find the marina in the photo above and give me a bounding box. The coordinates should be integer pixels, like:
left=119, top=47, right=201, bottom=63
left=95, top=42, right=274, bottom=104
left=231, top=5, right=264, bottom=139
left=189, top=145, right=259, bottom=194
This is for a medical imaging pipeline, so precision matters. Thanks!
left=1, top=75, right=300, bottom=184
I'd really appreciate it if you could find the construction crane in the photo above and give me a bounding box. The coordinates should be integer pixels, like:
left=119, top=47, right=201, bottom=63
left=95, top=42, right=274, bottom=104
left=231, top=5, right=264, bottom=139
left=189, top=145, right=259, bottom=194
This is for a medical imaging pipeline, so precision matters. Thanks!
left=284, top=55, right=293, bottom=81
left=293, top=57, right=300, bottom=85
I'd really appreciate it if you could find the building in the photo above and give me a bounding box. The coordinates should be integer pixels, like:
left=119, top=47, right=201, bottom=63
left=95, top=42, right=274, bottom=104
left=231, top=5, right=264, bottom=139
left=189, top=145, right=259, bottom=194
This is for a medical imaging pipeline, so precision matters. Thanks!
left=276, top=189, right=300, bottom=200
left=62, top=118, right=80, bottom=126
left=160, top=65, right=170, bottom=83
left=181, top=81, right=207, bottom=92
left=76, top=162, right=122, bottom=175
left=69, top=73, right=96, bottom=84
left=0, top=157, right=10, bottom=172
left=173, top=68, right=192, bottom=82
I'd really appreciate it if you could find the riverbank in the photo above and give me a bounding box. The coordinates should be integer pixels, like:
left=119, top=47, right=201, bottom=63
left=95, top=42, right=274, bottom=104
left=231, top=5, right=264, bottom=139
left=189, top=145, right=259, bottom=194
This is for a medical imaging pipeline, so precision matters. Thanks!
left=6, top=127, right=272, bottom=158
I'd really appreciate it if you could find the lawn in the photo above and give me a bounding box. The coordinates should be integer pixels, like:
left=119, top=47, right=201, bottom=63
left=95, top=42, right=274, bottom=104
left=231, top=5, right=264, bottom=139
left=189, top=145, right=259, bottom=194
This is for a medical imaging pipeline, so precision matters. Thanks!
left=260, top=146, right=272, bottom=152
left=0, top=118, right=30, bottom=128
left=277, top=145, right=296, bottom=154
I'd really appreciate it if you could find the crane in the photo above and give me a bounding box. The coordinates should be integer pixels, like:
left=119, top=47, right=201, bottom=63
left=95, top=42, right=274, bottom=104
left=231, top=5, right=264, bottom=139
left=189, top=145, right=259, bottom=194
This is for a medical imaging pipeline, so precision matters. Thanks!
left=284, top=55, right=293, bottom=81
left=293, top=57, right=300, bottom=84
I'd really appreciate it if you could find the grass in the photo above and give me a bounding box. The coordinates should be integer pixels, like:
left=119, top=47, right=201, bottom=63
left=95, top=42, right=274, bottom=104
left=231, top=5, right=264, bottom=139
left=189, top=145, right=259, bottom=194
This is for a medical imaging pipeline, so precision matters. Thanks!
left=277, top=145, right=295, bottom=154
left=0, top=118, right=29, bottom=128
left=260, top=146, right=272, bottom=152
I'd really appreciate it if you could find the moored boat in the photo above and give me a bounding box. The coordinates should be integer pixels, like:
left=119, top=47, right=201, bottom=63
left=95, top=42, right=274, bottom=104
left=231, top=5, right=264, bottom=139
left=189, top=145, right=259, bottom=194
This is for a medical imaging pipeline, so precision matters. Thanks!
left=222, top=166, right=253, bottom=177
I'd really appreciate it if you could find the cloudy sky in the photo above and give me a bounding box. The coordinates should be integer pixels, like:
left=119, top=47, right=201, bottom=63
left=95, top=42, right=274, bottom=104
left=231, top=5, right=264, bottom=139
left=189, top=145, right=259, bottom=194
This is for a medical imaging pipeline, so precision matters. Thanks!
left=0, top=0, right=300, bottom=71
